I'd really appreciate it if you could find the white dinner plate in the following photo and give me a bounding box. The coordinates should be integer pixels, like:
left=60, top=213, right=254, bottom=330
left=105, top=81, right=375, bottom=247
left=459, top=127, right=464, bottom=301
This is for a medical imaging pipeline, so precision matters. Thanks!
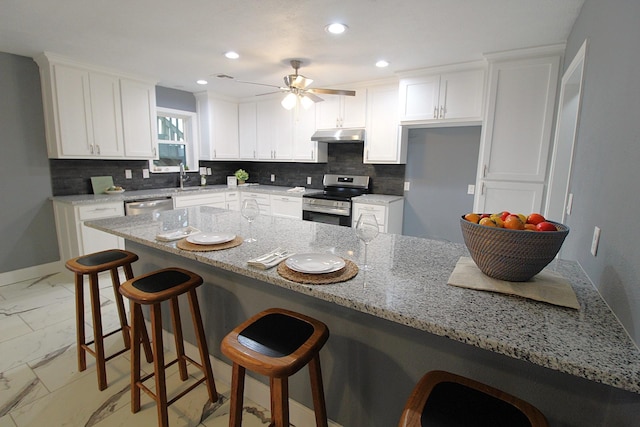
left=285, top=253, right=345, bottom=274
left=186, top=232, right=236, bottom=245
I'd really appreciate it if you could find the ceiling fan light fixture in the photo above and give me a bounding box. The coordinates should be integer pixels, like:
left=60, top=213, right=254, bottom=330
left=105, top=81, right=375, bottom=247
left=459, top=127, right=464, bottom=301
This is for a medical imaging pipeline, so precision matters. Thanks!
left=224, top=51, right=240, bottom=59
left=281, top=92, right=297, bottom=110
left=300, top=95, right=314, bottom=110
left=325, top=23, right=348, bottom=34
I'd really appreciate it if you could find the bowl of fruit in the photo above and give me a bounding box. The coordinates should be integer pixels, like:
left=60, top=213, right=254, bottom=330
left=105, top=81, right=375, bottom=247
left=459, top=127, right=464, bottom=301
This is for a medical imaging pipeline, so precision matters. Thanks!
left=460, top=211, right=569, bottom=282
left=104, top=185, right=125, bottom=194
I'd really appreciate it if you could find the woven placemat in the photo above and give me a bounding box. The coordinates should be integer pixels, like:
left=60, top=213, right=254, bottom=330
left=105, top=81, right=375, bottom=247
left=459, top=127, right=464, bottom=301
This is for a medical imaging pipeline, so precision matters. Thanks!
left=176, top=236, right=243, bottom=252
left=277, top=259, right=359, bottom=285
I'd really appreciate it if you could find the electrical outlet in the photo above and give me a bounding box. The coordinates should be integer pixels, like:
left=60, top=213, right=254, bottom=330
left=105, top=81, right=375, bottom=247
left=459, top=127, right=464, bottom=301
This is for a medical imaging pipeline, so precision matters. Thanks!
left=142, top=169, right=150, bottom=179
left=404, top=181, right=410, bottom=191
left=125, top=169, right=132, bottom=179
left=307, top=176, right=312, bottom=185
left=199, top=167, right=206, bottom=175
left=206, top=168, right=212, bottom=175
left=271, top=174, right=275, bottom=182
left=467, top=184, right=475, bottom=195
left=590, top=226, right=601, bottom=256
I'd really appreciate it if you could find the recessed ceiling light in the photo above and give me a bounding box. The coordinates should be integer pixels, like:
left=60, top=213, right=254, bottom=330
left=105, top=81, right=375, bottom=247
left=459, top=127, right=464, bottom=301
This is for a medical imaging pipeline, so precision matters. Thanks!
left=225, top=51, right=240, bottom=59
left=196, top=79, right=208, bottom=85
left=376, top=60, right=390, bottom=68
left=325, top=23, right=348, bottom=34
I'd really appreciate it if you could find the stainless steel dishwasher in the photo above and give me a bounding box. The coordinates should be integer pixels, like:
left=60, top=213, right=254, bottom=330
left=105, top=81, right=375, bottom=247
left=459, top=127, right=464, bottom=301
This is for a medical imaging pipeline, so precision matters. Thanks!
left=125, top=197, right=173, bottom=215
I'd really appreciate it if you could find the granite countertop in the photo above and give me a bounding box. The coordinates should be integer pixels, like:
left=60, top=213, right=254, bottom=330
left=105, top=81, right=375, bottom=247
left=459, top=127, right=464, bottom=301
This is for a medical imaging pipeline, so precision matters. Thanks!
left=352, top=194, right=404, bottom=205
left=86, top=207, right=640, bottom=394
left=50, top=184, right=314, bottom=205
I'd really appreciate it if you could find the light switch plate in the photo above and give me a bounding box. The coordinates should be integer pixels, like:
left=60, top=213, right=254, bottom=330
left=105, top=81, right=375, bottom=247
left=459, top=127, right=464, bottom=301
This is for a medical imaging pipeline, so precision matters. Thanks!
left=125, top=169, right=132, bottom=179
left=142, top=169, right=150, bottom=179
left=467, top=184, right=475, bottom=195
left=271, top=174, right=275, bottom=182
left=404, top=181, right=410, bottom=191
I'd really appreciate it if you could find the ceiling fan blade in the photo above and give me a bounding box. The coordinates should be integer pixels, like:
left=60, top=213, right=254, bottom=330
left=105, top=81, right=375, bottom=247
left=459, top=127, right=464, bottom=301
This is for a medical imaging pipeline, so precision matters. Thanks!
left=303, top=92, right=324, bottom=103
left=255, top=90, right=287, bottom=97
left=308, top=88, right=356, bottom=96
left=215, top=74, right=283, bottom=89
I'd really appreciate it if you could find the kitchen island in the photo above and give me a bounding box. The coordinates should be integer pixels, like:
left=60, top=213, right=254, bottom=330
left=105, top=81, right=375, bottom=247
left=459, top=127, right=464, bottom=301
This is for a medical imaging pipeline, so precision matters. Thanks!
left=87, top=206, right=640, bottom=426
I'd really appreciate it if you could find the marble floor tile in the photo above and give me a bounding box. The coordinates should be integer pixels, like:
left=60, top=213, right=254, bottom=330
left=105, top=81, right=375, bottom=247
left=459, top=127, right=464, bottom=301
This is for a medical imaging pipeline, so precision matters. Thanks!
left=0, top=317, right=77, bottom=374
left=0, top=315, right=32, bottom=344
left=1, top=271, right=274, bottom=427
left=0, top=364, right=49, bottom=418
left=0, top=414, right=17, bottom=427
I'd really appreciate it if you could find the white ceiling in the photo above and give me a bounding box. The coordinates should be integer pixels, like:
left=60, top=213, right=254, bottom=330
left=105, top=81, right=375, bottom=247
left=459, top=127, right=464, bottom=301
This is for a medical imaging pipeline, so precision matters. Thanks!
left=0, top=0, right=584, bottom=98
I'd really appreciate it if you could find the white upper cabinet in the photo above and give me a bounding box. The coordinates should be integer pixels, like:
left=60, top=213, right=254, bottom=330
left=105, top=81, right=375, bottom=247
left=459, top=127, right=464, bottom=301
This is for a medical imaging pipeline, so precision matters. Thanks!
left=364, top=83, right=407, bottom=164
left=120, top=78, right=157, bottom=159
left=315, top=88, right=367, bottom=129
left=35, top=53, right=158, bottom=159
left=292, top=104, right=327, bottom=163
left=196, top=93, right=239, bottom=160
left=256, top=97, right=293, bottom=160
left=238, top=102, right=257, bottom=160
left=474, top=46, right=563, bottom=213
left=399, top=65, right=485, bottom=125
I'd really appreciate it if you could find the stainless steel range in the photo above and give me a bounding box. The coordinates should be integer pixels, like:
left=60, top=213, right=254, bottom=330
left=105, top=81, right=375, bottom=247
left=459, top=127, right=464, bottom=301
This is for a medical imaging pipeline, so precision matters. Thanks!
left=302, top=174, right=370, bottom=227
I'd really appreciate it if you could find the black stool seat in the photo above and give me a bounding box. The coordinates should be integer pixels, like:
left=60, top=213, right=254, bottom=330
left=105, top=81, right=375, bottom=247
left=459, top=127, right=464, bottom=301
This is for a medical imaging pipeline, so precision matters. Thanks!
left=221, top=308, right=329, bottom=427
left=398, top=370, right=549, bottom=427
left=120, top=267, right=218, bottom=427
left=65, top=249, right=152, bottom=391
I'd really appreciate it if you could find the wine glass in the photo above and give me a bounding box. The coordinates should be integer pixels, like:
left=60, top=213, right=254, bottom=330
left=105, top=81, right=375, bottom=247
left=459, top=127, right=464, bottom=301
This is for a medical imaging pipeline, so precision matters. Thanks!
left=241, top=199, right=260, bottom=242
left=355, top=213, right=379, bottom=271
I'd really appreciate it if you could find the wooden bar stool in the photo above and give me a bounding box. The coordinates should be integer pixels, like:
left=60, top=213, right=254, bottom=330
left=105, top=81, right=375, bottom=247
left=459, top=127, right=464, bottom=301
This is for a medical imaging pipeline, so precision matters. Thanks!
left=65, top=249, right=153, bottom=391
left=119, top=267, right=218, bottom=427
left=221, top=308, right=330, bottom=427
left=398, top=370, right=549, bottom=427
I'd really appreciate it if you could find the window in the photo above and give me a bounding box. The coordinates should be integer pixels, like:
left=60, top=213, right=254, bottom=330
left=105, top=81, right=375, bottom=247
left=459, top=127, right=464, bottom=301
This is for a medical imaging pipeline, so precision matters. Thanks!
left=150, top=108, right=199, bottom=173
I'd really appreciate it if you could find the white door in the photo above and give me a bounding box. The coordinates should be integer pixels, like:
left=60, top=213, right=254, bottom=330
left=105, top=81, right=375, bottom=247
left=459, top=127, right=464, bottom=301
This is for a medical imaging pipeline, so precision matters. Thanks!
left=239, top=102, right=257, bottom=160
left=121, top=78, right=156, bottom=158
left=440, top=69, right=485, bottom=121
left=89, top=72, right=123, bottom=157
left=54, top=64, right=93, bottom=156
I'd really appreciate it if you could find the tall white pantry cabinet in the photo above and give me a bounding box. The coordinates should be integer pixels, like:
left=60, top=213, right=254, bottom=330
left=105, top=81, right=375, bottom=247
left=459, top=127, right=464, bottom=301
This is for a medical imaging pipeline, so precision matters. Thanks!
left=474, top=45, right=563, bottom=215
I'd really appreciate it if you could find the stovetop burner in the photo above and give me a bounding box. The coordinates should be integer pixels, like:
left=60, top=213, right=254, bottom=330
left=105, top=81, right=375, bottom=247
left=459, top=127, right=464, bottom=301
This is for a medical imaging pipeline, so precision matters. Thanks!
left=303, top=174, right=371, bottom=201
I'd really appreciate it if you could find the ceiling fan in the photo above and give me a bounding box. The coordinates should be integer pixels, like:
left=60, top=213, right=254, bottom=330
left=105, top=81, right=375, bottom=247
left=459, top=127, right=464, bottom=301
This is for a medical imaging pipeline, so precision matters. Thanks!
left=217, top=60, right=356, bottom=110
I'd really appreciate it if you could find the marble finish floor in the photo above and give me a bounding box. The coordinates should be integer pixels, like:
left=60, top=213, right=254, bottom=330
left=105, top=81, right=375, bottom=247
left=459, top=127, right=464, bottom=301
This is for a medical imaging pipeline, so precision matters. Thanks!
left=0, top=271, right=270, bottom=427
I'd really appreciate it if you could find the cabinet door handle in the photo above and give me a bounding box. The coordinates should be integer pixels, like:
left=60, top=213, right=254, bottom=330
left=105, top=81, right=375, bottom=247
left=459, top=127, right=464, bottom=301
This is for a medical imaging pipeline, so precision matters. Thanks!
left=440, top=106, right=445, bottom=119
left=96, top=144, right=101, bottom=155
left=253, top=150, right=256, bottom=158
left=90, top=145, right=94, bottom=154
left=214, top=149, right=217, bottom=158
left=481, top=182, right=485, bottom=195
left=483, top=164, right=487, bottom=178
left=433, top=106, right=438, bottom=119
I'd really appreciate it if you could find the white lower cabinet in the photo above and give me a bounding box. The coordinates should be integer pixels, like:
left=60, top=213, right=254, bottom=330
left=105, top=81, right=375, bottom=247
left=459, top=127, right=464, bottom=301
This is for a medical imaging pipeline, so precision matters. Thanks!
left=173, top=192, right=226, bottom=209
left=270, top=195, right=302, bottom=219
left=352, top=197, right=404, bottom=234
left=475, top=181, right=545, bottom=216
left=240, top=191, right=271, bottom=216
left=53, top=201, right=125, bottom=261
left=225, top=191, right=240, bottom=211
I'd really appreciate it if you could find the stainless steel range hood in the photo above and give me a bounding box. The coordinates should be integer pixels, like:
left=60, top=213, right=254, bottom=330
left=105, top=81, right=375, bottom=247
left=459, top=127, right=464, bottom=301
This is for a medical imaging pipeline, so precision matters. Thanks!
left=311, top=128, right=365, bottom=142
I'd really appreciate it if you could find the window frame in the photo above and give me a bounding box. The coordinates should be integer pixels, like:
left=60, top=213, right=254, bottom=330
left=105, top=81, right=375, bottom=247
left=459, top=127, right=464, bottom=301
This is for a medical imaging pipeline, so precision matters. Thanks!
left=150, top=107, right=199, bottom=173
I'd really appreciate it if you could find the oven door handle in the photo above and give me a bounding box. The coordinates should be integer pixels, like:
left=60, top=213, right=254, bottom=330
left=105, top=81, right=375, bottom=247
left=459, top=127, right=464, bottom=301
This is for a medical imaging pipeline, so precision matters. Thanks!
left=302, top=205, right=350, bottom=216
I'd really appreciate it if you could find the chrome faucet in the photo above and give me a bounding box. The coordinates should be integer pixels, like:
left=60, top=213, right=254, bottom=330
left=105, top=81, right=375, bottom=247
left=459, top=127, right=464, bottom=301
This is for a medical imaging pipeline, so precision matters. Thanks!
left=179, top=163, right=190, bottom=189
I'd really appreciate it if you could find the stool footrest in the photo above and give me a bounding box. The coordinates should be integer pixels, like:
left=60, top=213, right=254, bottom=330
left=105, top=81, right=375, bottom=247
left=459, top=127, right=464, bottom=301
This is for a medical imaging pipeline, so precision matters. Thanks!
left=136, top=354, right=209, bottom=406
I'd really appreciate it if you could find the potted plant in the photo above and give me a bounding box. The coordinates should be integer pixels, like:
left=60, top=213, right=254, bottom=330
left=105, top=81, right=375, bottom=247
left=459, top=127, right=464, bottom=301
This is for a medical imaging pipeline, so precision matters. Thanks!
left=234, top=169, right=249, bottom=184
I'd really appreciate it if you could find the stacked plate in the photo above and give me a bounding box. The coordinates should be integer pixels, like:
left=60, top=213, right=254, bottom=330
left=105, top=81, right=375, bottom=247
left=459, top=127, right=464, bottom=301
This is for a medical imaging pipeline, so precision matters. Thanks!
left=186, top=232, right=236, bottom=245
left=285, top=253, right=345, bottom=274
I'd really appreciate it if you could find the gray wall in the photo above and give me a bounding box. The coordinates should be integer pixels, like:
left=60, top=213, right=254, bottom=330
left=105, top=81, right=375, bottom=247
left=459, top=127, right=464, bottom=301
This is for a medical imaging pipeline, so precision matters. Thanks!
left=561, top=0, right=640, bottom=346
left=0, top=53, right=59, bottom=273
left=402, top=127, right=480, bottom=243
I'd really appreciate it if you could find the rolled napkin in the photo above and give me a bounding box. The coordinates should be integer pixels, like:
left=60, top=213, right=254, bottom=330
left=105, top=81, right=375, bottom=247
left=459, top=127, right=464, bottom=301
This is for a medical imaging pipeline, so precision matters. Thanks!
left=156, top=226, right=200, bottom=242
left=248, top=248, right=293, bottom=270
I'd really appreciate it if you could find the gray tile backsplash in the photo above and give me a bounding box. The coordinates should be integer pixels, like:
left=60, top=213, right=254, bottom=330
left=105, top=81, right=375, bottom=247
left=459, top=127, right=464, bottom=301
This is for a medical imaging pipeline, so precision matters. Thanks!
left=50, top=143, right=405, bottom=196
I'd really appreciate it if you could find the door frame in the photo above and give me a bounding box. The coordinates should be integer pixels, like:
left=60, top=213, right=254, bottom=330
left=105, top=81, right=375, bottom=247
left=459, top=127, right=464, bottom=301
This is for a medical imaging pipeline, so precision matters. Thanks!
left=544, top=39, right=588, bottom=223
